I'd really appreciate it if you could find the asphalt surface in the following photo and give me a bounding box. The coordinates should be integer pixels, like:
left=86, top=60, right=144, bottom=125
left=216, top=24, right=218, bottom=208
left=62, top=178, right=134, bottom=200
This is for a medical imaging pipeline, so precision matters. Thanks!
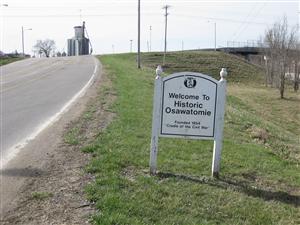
left=1, top=56, right=97, bottom=166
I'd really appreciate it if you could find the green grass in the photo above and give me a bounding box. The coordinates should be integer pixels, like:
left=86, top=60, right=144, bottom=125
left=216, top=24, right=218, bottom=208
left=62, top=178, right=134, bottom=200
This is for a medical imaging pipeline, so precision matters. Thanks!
left=226, top=85, right=300, bottom=161
left=0, top=57, right=23, bottom=66
left=82, top=52, right=299, bottom=225
left=64, top=126, right=81, bottom=145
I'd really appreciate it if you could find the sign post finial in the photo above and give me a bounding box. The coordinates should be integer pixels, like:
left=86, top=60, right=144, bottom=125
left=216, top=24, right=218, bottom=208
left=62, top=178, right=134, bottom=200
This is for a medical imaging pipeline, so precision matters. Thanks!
left=156, top=65, right=163, bottom=77
left=220, top=68, right=227, bottom=80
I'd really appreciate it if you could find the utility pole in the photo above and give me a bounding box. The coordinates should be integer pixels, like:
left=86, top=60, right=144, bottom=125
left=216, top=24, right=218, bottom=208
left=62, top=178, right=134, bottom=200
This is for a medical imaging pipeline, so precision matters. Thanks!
left=130, top=39, right=133, bottom=53
left=147, top=41, right=149, bottom=52
left=149, top=25, right=152, bottom=52
left=137, top=0, right=141, bottom=68
left=22, top=26, right=24, bottom=57
left=208, top=20, right=217, bottom=51
left=182, top=40, right=184, bottom=51
left=214, top=22, right=217, bottom=51
left=163, top=5, right=170, bottom=66
left=21, top=26, right=32, bottom=57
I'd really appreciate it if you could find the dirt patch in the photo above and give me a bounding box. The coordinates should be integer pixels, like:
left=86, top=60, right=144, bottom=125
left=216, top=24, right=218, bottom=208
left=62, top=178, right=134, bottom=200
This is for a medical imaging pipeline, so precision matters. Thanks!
left=0, top=59, right=115, bottom=224
left=248, top=126, right=269, bottom=143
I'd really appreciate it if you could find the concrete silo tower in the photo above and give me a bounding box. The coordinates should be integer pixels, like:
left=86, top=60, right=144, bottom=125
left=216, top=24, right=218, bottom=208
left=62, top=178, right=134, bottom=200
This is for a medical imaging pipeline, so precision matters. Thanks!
left=67, top=21, right=90, bottom=56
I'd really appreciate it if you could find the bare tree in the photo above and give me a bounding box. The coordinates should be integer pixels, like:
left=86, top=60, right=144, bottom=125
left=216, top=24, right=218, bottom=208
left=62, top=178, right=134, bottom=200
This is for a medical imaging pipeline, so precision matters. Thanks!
left=262, top=31, right=275, bottom=86
left=263, top=16, right=298, bottom=98
left=33, top=39, right=56, bottom=58
left=293, top=42, right=300, bottom=92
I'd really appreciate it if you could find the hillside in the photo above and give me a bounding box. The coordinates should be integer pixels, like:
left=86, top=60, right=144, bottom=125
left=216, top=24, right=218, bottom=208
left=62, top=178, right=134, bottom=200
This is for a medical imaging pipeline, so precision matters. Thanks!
left=142, top=51, right=265, bottom=83
left=70, top=52, right=299, bottom=224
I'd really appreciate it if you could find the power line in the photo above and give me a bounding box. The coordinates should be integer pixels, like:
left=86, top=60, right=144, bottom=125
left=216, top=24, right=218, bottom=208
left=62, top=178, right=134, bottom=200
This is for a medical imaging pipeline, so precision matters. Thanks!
left=169, top=14, right=271, bottom=26
left=1, top=12, right=273, bottom=27
left=231, top=2, right=268, bottom=40
left=230, top=4, right=259, bottom=39
left=5, top=0, right=299, bottom=6
left=2, top=13, right=161, bottom=18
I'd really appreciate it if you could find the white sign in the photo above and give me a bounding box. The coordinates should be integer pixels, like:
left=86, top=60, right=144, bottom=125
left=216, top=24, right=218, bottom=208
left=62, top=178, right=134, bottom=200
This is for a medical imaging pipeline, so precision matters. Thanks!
left=160, top=73, right=218, bottom=139
left=149, top=66, right=227, bottom=177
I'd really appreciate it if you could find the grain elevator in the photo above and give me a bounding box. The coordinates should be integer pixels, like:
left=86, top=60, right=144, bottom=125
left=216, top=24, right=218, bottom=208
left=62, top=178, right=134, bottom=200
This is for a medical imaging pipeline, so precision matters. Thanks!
left=67, top=21, right=90, bottom=56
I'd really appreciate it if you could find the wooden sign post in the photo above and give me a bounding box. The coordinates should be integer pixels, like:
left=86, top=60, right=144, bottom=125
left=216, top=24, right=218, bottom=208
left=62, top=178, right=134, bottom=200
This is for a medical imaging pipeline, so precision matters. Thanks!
left=149, top=66, right=227, bottom=177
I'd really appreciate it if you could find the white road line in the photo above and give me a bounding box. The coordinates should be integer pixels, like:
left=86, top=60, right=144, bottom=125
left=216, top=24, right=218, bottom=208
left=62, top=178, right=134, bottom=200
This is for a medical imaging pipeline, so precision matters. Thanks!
left=0, top=56, right=99, bottom=169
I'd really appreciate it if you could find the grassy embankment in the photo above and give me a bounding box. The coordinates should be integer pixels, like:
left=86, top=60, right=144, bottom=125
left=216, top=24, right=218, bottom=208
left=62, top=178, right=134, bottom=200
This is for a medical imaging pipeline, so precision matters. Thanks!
left=68, top=51, right=299, bottom=224
left=0, top=57, right=23, bottom=66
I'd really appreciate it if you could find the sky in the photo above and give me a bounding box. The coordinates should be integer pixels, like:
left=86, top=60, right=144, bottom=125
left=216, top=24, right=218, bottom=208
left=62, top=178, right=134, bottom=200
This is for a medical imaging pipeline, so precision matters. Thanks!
left=0, top=0, right=299, bottom=55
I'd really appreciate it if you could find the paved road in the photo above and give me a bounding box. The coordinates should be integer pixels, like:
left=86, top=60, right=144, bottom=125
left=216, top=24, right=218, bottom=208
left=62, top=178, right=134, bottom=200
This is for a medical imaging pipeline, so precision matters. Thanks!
left=1, top=56, right=97, bottom=166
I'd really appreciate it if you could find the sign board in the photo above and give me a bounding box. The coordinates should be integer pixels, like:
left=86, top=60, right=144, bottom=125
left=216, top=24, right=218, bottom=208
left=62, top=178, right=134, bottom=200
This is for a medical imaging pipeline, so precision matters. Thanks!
left=160, top=73, right=218, bottom=139
left=150, top=66, right=227, bottom=177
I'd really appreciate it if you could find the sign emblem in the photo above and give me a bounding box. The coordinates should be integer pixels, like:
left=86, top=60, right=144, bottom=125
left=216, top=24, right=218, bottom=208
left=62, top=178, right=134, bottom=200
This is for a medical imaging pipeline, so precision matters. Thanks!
left=184, top=77, right=197, bottom=88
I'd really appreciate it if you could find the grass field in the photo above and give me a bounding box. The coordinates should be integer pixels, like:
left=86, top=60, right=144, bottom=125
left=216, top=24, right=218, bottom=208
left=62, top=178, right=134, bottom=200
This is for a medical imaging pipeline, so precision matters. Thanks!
left=69, top=52, right=299, bottom=224
left=0, top=57, right=23, bottom=66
